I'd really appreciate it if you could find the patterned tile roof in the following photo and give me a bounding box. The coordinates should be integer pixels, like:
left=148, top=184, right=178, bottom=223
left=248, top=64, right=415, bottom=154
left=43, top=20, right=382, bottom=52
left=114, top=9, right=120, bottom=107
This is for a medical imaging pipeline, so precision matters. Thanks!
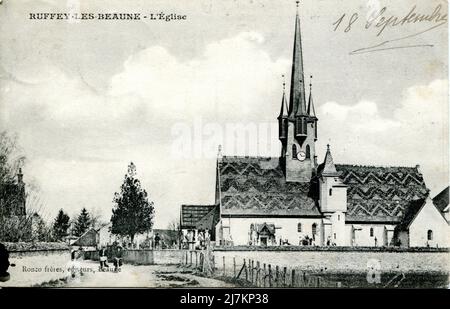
left=218, top=156, right=320, bottom=216
left=217, top=156, right=429, bottom=223
left=396, top=199, right=426, bottom=231
left=180, top=205, right=216, bottom=229
left=335, top=164, right=429, bottom=223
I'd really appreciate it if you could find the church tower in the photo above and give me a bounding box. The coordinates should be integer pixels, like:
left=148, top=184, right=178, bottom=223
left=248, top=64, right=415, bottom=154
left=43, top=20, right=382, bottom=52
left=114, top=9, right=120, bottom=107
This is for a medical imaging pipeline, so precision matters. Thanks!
left=279, top=2, right=317, bottom=183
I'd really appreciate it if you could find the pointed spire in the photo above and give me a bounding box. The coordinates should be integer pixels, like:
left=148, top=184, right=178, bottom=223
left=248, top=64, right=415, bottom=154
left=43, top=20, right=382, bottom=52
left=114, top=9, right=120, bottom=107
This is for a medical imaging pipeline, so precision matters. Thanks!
left=307, top=75, right=316, bottom=117
left=217, top=145, right=223, bottom=159
left=278, top=75, right=289, bottom=119
left=289, top=1, right=307, bottom=117
left=17, top=168, right=23, bottom=183
left=322, top=144, right=338, bottom=175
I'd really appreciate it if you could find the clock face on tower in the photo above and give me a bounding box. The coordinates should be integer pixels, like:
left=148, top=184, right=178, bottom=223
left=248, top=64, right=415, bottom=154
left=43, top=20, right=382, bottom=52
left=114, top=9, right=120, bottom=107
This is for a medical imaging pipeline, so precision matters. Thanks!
left=297, top=151, right=306, bottom=161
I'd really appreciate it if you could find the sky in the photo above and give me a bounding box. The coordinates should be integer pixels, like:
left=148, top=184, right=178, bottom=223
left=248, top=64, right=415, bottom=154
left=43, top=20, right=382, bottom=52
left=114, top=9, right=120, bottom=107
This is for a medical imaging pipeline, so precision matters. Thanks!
left=0, top=0, right=448, bottom=228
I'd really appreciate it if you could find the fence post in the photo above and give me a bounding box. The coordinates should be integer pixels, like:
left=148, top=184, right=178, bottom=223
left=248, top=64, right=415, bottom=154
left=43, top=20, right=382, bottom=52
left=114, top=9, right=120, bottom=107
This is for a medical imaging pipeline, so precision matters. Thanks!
left=223, top=256, right=226, bottom=277
left=256, top=261, right=260, bottom=287
left=251, top=260, right=254, bottom=284
left=185, top=251, right=188, bottom=265
left=291, top=269, right=296, bottom=287
left=263, top=263, right=266, bottom=287
left=212, top=255, right=215, bottom=272
left=268, top=264, right=272, bottom=287
left=275, top=266, right=279, bottom=287
left=195, top=251, right=198, bottom=268
left=190, top=251, right=192, bottom=266
left=244, top=259, right=248, bottom=281
left=283, top=267, right=287, bottom=287
left=233, top=257, right=236, bottom=278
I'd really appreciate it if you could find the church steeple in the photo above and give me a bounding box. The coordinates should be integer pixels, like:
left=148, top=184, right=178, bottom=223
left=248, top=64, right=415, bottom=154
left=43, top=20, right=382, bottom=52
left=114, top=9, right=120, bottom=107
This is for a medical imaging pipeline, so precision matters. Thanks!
left=289, top=1, right=307, bottom=117
left=278, top=76, right=289, bottom=119
left=307, top=76, right=316, bottom=117
left=321, top=144, right=338, bottom=176
left=279, top=1, right=318, bottom=183
left=278, top=76, right=289, bottom=142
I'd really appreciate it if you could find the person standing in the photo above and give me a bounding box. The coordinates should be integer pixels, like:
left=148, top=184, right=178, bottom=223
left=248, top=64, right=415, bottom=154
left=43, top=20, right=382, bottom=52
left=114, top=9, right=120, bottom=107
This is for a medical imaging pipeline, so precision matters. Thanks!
left=0, top=243, right=11, bottom=282
left=113, top=245, right=123, bottom=272
left=154, top=233, right=161, bottom=249
left=99, top=246, right=109, bottom=270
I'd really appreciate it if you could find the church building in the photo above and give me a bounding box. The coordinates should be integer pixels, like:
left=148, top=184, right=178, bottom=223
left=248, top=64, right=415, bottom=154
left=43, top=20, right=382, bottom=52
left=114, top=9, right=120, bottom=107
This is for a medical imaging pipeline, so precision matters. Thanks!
left=180, top=4, right=449, bottom=248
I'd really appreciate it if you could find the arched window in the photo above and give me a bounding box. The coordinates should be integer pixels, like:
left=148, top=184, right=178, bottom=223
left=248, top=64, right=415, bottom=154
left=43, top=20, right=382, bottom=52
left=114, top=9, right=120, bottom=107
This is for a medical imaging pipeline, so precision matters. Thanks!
left=329, top=188, right=332, bottom=196
left=312, top=223, right=317, bottom=236
left=338, top=215, right=340, bottom=221
left=370, top=227, right=374, bottom=237
left=292, top=144, right=297, bottom=159
left=297, top=223, right=302, bottom=232
left=427, top=230, right=433, bottom=241
left=306, top=145, right=311, bottom=159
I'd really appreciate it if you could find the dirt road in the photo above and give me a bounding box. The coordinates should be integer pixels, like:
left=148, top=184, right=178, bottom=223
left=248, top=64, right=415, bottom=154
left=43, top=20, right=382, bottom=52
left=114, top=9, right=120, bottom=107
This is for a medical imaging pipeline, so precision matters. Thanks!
left=58, top=260, right=234, bottom=288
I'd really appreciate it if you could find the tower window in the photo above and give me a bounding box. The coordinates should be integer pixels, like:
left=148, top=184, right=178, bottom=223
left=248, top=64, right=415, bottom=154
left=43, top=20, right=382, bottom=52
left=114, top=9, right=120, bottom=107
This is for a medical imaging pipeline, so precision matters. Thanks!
left=334, top=233, right=336, bottom=239
left=329, top=188, right=332, bottom=196
left=297, top=223, right=302, bottom=232
left=306, top=145, right=310, bottom=159
left=370, top=227, right=374, bottom=237
left=292, top=144, right=297, bottom=160
left=427, top=230, right=433, bottom=241
left=312, top=223, right=317, bottom=236
left=338, top=215, right=340, bottom=221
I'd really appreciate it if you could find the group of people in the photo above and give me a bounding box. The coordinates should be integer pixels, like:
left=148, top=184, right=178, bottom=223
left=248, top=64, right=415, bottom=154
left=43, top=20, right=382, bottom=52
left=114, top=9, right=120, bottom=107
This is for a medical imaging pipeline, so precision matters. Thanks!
left=98, top=243, right=123, bottom=272
left=181, top=230, right=210, bottom=250
left=299, top=235, right=317, bottom=246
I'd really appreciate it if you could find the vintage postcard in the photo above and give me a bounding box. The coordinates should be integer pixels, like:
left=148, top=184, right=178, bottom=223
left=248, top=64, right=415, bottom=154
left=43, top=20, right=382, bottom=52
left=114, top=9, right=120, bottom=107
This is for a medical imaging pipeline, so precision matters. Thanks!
left=0, top=0, right=448, bottom=292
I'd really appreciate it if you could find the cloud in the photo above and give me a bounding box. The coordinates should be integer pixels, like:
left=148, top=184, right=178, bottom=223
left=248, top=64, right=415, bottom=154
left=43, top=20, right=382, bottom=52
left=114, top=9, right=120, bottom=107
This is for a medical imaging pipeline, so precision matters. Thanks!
left=1, top=24, right=447, bottom=228
left=109, top=31, right=288, bottom=121
left=0, top=31, right=290, bottom=227
left=318, top=79, right=448, bottom=194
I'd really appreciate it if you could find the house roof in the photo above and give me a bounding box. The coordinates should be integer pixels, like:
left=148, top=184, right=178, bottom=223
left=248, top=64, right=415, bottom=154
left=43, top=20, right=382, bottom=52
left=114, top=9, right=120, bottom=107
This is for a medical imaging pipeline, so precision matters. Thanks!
left=152, top=229, right=178, bottom=241
left=195, top=206, right=220, bottom=230
left=432, top=186, right=449, bottom=213
left=218, top=156, right=320, bottom=217
left=395, top=199, right=426, bottom=231
left=335, top=164, right=429, bottom=223
left=180, top=205, right=217, bottom=229
left=252, top=223, right=276, bottom=235
left=71, top=228, right=98, bottom=247
left=216, top=156, right=429, bottom=223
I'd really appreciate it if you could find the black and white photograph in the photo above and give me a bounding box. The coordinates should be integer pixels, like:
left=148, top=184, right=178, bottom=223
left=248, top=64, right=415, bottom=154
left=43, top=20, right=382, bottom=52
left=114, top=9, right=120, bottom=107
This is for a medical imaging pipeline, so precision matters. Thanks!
left=0, top=0, right=448, bottom=291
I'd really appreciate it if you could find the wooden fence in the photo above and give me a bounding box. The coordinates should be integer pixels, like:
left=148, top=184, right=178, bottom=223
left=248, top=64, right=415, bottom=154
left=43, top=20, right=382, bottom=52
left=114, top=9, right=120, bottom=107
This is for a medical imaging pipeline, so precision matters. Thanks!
left=180, top=250, right=342, bottom=288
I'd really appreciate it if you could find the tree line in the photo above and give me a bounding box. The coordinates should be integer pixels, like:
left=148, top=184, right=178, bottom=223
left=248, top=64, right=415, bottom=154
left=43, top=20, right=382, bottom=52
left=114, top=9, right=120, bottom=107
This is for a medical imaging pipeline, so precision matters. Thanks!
left=1, top=130, right=156, bottom=244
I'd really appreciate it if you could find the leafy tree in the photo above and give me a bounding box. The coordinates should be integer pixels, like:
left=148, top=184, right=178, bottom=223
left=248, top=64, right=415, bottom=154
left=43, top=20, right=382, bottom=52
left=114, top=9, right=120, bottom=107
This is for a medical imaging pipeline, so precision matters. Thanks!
left=73, top=207, right=91, bottom=237
left=111, top=162, right=154, bottom=243
left=0, top=131, right=25, bottom=184
left=52, top=209, right=70, bottom=241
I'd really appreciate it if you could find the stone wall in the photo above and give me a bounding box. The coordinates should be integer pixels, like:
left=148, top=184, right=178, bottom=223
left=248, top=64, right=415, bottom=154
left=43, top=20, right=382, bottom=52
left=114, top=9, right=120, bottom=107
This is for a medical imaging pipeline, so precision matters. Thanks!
left=84, top=249, right=184, bottom=265
left=212, top=246, right=450, bottom=274
left=2, top=242, right=71, bottom=287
